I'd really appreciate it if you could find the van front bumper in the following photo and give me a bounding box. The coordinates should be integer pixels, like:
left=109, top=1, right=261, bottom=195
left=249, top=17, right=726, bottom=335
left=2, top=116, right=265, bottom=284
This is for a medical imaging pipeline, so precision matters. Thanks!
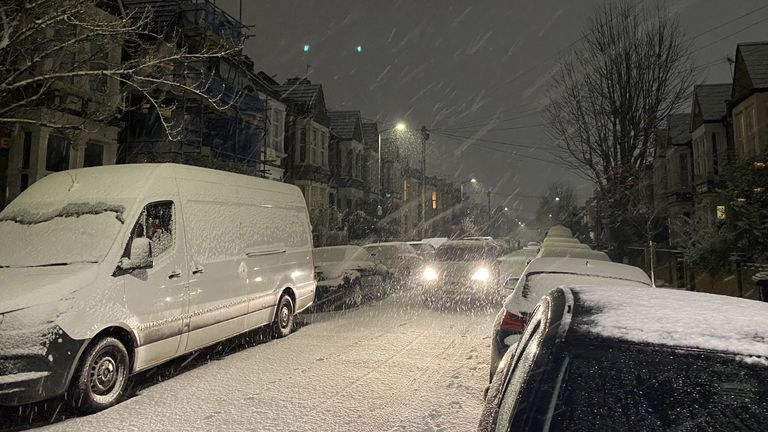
left=0, top=326, right=86, bottom=406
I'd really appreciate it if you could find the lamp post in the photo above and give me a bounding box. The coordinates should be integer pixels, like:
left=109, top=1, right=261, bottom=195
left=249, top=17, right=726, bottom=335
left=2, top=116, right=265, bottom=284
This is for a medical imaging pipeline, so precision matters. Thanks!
left=377, top=122, right=406, bottom=214
left=419, top=126, right=429, bottom=238
left=460, top=178, right=477, bottom=201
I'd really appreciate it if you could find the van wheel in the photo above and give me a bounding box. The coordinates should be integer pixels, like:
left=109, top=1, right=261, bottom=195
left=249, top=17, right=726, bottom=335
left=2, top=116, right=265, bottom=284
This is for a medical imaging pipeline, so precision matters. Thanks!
left=272, top=294, right=295, bottom=338
left=70, top=337, right=129, bottom=413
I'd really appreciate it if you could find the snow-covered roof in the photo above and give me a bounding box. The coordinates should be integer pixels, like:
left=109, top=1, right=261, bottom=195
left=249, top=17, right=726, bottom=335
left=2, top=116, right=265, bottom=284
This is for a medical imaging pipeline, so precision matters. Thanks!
left=546, top=225, right=572, bottom=237
left=540, top=242, right=591, bottom=250
left=569, top=286, right=768, bottom=359
left=537, top=247, right=610, bottom=261
left=524, top=257, right=651, bottom=285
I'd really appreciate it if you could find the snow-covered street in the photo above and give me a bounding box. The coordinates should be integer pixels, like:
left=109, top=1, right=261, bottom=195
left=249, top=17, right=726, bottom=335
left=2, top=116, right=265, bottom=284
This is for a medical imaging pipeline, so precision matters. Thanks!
left=6, top=291, right=496, bottom=432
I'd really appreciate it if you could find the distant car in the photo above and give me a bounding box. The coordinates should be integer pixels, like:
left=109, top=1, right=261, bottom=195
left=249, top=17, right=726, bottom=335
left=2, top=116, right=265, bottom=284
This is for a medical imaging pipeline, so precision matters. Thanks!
left=408, top=241, right=437, bottom=262
left=489, top=257, right=652, bottom=379
left=420, top=240, right=502, bottom=306
left=421, top=237, right=449, bottom=249
left=314, top=246, right=390, bottom=308
left=536, top=246, right=611, bottom=261
left=497, top=248, right=538, bottom=293
left=479, top=286, right=768, bottom=431
left=464, top=236, right=497, bottom=245
left=362, top=242, right=423, bottom=282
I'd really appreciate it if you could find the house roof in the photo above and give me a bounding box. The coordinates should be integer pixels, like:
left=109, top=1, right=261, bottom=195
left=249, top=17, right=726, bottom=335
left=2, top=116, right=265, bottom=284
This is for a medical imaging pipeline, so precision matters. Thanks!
left=361, top=122, right=379, bottom=149
left=693, top=84, right=731, bottom=121
left=667, top=113, right=691, bottom=145
left=274, top=78, right=323, bottom=106
left=738, top=42, right=768, bottom=90
left=328, top=110, right=362, bottom=140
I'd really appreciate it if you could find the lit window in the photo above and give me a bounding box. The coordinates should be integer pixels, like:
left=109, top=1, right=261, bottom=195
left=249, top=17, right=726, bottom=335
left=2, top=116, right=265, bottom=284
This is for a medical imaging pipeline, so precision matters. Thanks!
left=403, top=179, right=408, bottom=200
left=432, top=191, right=438, bottom=209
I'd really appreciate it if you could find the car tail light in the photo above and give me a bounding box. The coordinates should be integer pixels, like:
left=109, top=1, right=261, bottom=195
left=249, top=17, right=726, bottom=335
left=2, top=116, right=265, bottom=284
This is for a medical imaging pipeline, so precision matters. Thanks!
left=499, top=309, right=527, bottom=332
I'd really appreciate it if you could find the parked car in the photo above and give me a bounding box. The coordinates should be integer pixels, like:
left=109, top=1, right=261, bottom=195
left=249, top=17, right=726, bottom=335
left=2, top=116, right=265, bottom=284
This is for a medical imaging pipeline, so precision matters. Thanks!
left=0, top=164, right=315, bottom=412
left=314, top=245, right=391, bottom=308
left=497, top=248, right=538, bottom=293
left=536, top=246, right=611, bottom=261
left=479, top=286, right=768, bottom=431
left=464, top=236, right=497, bottom=246
left=363, top=242, right=423, bottom=283
left=408, top=241, right=437, bottom=262
left=489, top=257, right=651, bottom=379
left=420, top=240, right=502, bottom=306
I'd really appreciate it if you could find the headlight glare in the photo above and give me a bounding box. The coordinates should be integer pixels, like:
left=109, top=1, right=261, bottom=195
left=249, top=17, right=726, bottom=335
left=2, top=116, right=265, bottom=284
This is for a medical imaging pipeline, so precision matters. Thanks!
left=423, top=266, right=438, bottom=281
left=471, top=267, right=491, bottom=282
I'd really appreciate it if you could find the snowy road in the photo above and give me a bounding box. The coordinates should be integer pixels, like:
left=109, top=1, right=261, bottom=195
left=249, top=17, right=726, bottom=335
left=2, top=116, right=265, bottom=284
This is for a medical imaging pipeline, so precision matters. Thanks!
left=5, top=291, right=497, bottom=432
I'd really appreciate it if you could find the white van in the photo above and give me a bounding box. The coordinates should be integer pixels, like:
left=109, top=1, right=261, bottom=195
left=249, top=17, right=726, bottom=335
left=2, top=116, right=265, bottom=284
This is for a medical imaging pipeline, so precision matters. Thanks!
left=0, top=164, right=315, bottom=412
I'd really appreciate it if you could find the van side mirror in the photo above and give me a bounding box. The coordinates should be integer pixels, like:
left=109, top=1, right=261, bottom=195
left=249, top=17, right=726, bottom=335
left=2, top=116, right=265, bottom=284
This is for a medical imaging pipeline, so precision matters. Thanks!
left=115, top=238, right=153, bottom=275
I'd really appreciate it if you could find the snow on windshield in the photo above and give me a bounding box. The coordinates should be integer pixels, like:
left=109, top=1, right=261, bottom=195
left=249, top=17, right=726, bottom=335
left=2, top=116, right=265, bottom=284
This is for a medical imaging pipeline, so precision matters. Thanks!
left=0, top=203, right=125, bottom=267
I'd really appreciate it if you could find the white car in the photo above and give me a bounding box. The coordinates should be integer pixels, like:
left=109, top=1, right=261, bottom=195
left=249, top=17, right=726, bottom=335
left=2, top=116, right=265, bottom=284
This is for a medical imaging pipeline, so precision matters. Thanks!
left=408, top=241, right=437, bottom=262
left=421, top=240, right=503, bottom=306
left=363, top=242, right=423, bottom=283
left=0, top=164, right=315, bottom=412
left=314, top=246, right=391, bottom=308
left=489, top=257, right=652, bottom=378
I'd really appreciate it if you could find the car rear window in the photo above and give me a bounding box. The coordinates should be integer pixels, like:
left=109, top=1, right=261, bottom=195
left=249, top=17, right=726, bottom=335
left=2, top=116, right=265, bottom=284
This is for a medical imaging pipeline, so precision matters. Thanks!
left=547, top=345, right=768, bottom=431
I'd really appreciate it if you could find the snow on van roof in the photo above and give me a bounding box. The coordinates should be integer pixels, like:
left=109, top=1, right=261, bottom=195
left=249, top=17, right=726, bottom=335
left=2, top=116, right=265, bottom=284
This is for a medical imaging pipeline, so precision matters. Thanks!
left=542, top=237, right=580, bottom=245
left=541, top=242, right=591, bottom=250
left=524, top=257, right=651, bottom=285
left=537, top=247, right=610, bottom=261
left=569, top=286, right=768, bottom=359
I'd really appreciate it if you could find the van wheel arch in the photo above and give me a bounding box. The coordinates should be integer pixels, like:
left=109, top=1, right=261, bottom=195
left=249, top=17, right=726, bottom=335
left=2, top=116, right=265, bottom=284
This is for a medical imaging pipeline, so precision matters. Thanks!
left=72, top=327, right=136, bottom=379
left=280, top=286, right=296, bottom=307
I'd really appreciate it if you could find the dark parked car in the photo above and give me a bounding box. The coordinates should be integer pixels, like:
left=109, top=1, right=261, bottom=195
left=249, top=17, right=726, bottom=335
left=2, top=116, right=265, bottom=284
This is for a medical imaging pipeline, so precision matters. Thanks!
left=479, top=285, right=768, bottom=431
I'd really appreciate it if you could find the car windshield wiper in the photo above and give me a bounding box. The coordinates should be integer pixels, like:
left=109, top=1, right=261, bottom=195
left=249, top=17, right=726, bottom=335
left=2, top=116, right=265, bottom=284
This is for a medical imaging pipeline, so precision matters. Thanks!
left=5, top=261, right=99, bottom=269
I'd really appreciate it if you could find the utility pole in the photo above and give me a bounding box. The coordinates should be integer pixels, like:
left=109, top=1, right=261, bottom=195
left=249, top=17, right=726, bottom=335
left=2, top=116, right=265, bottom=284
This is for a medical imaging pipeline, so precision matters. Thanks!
left=420, top=126, right=429, bottom=239
left=487, top=190, right=492, bottom=235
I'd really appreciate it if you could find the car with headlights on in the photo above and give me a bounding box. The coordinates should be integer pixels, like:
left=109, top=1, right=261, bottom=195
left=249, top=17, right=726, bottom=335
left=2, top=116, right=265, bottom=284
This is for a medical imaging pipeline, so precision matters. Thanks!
left=420, top=240, right=503, bottom=307
left=479, top=286, right=768, bottom=431
left=314, top=246, right=390, bottom=308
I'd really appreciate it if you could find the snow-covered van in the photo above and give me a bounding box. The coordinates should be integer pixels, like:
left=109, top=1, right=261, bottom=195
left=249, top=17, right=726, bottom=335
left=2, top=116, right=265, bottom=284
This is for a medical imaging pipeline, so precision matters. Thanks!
left=0, top=164, right=315, bottom=412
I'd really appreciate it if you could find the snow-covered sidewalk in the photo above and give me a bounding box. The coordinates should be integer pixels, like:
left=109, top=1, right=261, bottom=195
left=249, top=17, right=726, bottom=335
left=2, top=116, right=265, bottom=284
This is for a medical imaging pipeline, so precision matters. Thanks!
left=25, top=292, right=496, bottom=432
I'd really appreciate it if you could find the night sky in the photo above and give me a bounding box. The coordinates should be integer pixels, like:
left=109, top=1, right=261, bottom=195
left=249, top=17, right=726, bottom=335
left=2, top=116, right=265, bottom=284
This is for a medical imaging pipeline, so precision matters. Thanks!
left=218, top=0, right=767, bottom=216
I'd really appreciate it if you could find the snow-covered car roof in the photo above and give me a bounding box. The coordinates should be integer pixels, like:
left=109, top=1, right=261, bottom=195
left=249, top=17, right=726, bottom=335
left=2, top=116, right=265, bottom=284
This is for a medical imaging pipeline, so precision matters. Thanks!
left=542, top=237, right=581, bottom=245
left=540, top=242, right=591, bottom=250
left=363, top=242, right=418, bottom=255
left=545, top=225, right=572, bottom=237
left=566, top=286, right=768, bottom=359
left=537, top=247, right=610, bottom=261
left=523, top=257, right=650, bottom=283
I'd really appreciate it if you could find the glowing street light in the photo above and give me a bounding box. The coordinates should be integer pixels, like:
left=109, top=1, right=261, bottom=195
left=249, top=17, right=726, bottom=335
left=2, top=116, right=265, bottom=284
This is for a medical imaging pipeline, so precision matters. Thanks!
left=460, top=178, right=478, bottom=201
left=395, top=122, right=407, bottom=131
left=555, top=197, right=560, bottom=202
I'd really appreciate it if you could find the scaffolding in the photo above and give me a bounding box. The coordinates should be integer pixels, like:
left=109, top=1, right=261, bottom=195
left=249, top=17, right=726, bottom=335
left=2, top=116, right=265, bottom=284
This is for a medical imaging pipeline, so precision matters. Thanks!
left=120, top=0, right=269, bottom=175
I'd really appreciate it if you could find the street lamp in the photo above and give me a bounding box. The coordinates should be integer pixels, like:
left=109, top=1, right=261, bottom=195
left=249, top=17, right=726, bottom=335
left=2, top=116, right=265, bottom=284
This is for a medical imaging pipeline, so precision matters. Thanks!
left=378, top=122, right=408, bottom=202
left=555, top=197, right=560, bottom=202
left=460, top=178, right=477, bottom=201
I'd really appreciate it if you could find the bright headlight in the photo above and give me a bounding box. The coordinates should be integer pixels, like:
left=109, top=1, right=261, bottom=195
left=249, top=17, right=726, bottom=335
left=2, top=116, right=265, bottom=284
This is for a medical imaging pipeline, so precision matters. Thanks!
left=423, top=266, right=438, bottom=281
left=471, top=267, right=491, bottom=282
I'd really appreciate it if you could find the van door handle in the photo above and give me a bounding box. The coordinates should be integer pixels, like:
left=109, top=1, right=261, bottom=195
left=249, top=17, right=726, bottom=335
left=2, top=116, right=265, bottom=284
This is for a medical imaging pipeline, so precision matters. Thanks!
left=245, top=249, right=286, bottom=257
left=168, top=270, right=182, bottom=279
left=192, top=266, right=204, bottom=275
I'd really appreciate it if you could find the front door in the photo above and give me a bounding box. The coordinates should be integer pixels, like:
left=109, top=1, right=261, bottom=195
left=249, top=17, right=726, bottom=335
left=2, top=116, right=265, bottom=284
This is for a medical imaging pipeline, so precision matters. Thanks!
left=123, top=200, right=188, bottom=370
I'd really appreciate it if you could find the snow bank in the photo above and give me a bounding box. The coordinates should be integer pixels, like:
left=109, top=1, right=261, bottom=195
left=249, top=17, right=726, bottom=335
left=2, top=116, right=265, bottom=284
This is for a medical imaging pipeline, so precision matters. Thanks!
left=573, top=286, right=768, bottom=358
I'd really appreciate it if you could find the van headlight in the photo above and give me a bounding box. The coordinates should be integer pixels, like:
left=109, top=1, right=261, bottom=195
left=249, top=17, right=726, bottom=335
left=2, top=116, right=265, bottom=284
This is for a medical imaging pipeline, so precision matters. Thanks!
left=423, top=266, right=438, bottom=281
left=471, top=267, right=491, bottom=282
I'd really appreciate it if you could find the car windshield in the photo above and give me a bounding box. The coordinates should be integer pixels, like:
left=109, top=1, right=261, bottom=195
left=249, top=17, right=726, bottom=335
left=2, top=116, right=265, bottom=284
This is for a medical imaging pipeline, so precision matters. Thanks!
left=0, top=202, right=126, bottom=267
left=548, top=345, right=768, bottom=431
left=436, top=244, right=496, bottom=262
left=2, top=0, right=767, bottom=430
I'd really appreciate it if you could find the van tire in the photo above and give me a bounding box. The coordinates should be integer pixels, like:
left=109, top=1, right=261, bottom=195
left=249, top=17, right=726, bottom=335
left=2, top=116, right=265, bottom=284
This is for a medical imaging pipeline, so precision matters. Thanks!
left=70, top=337, right=130, bottom=413
left=272, top=294, right=295, bottom=338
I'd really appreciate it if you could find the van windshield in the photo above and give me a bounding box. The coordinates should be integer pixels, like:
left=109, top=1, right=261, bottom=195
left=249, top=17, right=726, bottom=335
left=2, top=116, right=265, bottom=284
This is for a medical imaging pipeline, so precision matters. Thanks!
left=0, top=202, right=126, bottom=268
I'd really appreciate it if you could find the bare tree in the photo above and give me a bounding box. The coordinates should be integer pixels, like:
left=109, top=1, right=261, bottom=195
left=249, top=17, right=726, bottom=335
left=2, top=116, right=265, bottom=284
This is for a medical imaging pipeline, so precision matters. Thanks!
left=0, top=0, right=244, bottom=140
left=535, top=182, right=581, bottom=233
left=544, top=1, right=693, bottom=257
